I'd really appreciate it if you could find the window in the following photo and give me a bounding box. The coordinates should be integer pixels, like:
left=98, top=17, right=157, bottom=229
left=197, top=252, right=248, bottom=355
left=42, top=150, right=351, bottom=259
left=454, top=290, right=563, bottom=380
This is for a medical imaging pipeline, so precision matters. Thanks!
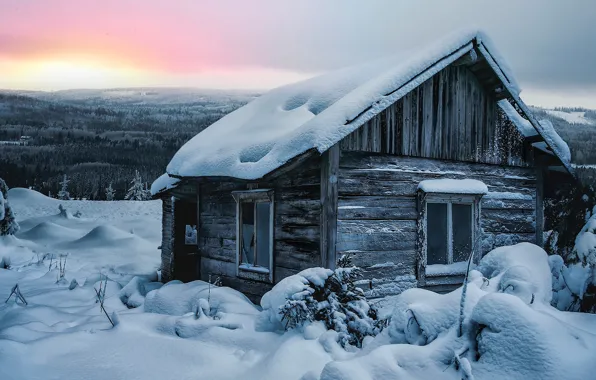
left=427, top=202, right=473, bottom=265
left=417, top=191, right=483, bottom=284
left=232, top=189, right=274, bottom=282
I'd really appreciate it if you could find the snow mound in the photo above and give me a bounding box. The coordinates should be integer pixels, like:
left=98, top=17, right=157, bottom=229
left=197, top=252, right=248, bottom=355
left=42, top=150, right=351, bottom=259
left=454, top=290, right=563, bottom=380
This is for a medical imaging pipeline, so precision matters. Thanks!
left=144, top=280, right=259, bottom=317
left=17, top=221, right=79, bottom=244
left=476, top=242, right=552, bottom=303
left=470, top=293, right=596, bottom=380
left=321, top=243, right=596, bottom=380
left=166, top=29, right=520, bottom=180
left=55, top=225, right=145, bottom=250
left=7, top=187, right=57, bottom=206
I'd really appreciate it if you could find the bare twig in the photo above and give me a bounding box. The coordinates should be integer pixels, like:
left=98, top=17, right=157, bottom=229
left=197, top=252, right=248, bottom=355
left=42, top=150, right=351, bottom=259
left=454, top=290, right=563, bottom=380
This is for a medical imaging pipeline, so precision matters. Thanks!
left=458, top=250, right=475, bottom=337
left=5, top=284, right=28, bottom=305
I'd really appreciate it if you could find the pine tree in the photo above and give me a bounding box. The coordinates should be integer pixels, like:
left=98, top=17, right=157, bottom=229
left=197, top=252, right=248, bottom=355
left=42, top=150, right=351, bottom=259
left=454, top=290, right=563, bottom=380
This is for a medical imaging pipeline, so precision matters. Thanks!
left=105, top=183, right=116, bottom=201
left=125, top=170, right=146, bottom=201
left=143, top=182, right=152, bottom=200
left=58, top=174, right=70, bottom=200
left=0, top=178, right=20, bottom=236
left=280, top=255, right=387, bottom=348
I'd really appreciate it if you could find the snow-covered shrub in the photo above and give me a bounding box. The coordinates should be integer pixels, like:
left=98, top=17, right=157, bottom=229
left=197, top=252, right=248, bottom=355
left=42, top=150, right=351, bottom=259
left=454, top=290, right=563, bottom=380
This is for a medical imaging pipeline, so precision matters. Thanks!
left=550, top=210, right=596, bottom=312
left=545, top=181, right=595, bottom=258
left=0, top=178, right=20, bottom=236
left=265, top=259, right=387, bottom=348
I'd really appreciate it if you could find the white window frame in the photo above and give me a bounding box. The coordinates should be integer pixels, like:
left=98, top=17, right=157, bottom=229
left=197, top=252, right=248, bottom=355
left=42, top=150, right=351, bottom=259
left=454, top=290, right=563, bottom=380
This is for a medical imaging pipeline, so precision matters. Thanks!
left=417, top=192, right=482, bottom=285
left=232, top=189, right=274, bottom=283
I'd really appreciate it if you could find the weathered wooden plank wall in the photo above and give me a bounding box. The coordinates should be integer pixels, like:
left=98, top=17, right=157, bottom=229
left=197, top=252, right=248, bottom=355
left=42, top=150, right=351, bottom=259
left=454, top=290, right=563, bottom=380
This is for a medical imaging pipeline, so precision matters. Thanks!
left=341, top=66, right=526, bottom=166
left=337, top=152, right=536, bottom=297
left=198, top=155, right=322, bottom=302
left=160, top=196, right=174, bottom=282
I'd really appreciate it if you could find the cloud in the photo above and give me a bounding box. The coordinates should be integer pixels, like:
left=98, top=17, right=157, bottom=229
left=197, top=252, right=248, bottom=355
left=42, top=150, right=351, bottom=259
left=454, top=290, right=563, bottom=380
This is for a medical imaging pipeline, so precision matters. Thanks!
left=0, top=0, right=595, bottom=93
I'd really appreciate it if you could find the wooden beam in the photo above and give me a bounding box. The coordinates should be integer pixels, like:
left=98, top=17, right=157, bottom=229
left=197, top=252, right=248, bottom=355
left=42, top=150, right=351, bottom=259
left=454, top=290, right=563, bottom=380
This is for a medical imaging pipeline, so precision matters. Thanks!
left=320, top=144, right=339, bottom=270
left=196, top=183, right=202, bottom=280
left=453, top=49, right=478, bottom=66
left=535, top=167, right=544, bottom=248
left=525, top=135, right=544, bottom=144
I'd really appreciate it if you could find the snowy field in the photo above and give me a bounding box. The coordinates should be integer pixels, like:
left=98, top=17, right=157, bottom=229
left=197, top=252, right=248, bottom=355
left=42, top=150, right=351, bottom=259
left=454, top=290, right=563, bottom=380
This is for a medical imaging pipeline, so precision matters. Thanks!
left=1, top=189, right=596, bottom=380
left=545, top=110, right=596, bottom=125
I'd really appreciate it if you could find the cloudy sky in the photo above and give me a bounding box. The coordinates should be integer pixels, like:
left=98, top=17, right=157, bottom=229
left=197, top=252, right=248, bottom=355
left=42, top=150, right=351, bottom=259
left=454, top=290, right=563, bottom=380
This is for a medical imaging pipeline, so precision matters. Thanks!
left=1, top=0, right=595, bottom=107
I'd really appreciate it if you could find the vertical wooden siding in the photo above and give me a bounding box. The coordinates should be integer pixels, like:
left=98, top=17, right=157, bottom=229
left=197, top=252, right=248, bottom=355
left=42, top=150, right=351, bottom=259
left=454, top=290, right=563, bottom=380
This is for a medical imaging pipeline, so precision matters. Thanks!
left=340, top=66, right=526, bottom=166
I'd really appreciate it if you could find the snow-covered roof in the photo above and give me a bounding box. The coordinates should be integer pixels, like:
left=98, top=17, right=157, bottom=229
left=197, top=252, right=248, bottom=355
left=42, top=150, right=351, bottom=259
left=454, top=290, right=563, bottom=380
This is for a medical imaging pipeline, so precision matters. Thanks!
left=417, top=179, right=488, bottom=195
left=536, top=119, right=571, bottom=167
left=166, top=29, right=526, bottom=180
left=150, top=173, right=181, bottom=196
left=497, top=100, right=537, bottom=138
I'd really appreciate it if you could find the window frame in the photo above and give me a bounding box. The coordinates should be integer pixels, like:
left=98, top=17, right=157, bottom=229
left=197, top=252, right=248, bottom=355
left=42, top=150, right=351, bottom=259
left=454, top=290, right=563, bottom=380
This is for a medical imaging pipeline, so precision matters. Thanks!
left=417, top=191, right=482, bottom=286
left=232, top=189, right=274, bottom=283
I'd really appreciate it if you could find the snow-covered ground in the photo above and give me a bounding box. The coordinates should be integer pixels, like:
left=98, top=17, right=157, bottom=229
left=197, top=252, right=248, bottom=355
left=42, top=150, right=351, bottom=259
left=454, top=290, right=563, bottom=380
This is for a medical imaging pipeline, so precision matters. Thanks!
left=545, top=110, right=596, bottom=126
left=1, top=189, right=596, bottom=380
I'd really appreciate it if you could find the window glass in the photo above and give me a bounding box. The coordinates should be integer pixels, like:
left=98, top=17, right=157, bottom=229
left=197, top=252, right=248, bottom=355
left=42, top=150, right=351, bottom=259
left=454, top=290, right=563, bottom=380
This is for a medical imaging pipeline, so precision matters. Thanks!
left=256, top=202, right=271, bottom=269
left=452, top=203, right=473, bottom=263
left=427, top=203, right=448, bottom=265
left=241, top=202, right=255, bottom=265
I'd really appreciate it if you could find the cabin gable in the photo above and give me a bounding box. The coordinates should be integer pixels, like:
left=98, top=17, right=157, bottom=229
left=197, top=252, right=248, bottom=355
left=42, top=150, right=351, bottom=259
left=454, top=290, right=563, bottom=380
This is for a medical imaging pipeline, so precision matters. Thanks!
left=340, top=63, right=528, bottom=167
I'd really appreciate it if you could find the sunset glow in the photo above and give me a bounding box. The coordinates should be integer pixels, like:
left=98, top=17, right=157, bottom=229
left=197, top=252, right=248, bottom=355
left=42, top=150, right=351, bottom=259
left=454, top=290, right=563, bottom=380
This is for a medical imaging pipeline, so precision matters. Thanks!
left=0, top=1, right=594, bottom=106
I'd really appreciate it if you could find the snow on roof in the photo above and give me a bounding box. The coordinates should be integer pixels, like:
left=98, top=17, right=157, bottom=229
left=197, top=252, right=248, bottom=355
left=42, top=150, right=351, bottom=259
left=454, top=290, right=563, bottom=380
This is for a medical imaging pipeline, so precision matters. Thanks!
left=166, top=29, right=521, bottom=180
left=417, top=179, right=488, bottom=195
left=536, top=119, right=571, bottom=167
left=150, top=173, right=181, bottom=196
left=497, top=100, right=537, bottom=137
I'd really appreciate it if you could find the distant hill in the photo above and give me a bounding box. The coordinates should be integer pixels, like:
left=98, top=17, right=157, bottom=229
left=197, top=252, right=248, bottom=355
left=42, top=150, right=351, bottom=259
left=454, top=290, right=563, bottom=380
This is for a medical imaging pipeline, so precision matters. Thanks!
left=530, top=106, right=596, bottom=166
left=0, top=88, right=257, bottom=199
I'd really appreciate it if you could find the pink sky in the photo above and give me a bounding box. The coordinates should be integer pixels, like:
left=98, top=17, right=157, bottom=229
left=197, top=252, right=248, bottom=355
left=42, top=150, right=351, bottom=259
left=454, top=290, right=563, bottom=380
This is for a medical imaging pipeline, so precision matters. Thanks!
left=1, top=0, right=595, bottom=108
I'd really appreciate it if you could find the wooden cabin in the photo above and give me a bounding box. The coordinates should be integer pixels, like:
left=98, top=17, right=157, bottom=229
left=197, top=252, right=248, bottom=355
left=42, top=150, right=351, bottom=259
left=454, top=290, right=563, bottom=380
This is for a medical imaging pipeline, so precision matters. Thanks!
left=152, top=32, right=571, bottom=302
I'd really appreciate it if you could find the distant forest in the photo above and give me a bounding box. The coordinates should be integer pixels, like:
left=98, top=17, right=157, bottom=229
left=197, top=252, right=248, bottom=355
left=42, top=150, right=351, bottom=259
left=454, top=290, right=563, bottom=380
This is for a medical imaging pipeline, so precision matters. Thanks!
left=0, top=88, right=595, bottom=200
left=0, top=89, right=256, bottom=199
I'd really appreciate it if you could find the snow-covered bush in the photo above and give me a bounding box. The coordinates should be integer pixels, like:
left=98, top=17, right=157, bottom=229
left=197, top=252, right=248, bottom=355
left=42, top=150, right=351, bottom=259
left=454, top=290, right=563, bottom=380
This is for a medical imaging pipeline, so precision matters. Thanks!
left=0, top=178, right=20, bottom=236
left=550, top=209, right=596, bottom=312
left=263, top=258, right=387, bottom=348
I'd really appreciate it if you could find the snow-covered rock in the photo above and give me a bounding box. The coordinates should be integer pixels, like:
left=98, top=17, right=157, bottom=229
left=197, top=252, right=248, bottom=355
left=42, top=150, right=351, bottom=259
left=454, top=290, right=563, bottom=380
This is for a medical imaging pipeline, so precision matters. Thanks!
left=145, top=280, right=259, bottom=317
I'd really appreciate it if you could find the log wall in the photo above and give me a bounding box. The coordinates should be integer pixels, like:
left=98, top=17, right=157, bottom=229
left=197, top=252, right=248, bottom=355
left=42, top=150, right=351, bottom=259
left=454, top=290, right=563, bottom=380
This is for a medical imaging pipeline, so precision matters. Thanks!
left=197, top=155, right=322, bottom=302
left=160, top=196, right=174, bottom=281
left=337, top=152, right=536, bottom=297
